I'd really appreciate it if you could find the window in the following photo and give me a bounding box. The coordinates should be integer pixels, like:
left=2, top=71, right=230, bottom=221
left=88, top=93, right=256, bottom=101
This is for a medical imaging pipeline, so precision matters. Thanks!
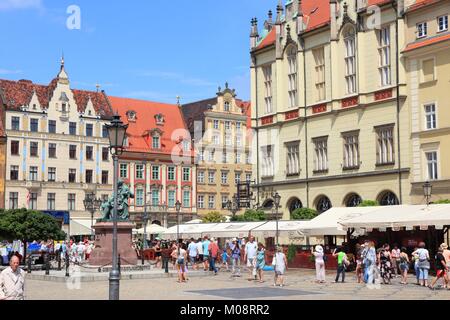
left=438, top=15, right=448, bottom=32
left=261, top=145, right=274, bottom=177
left=246, top=153, right=251, bottom=164
left=343, top=133, right=360, bottom=169
left=222, top=151, right=228, bottom=163
left=313, top=138, right=328, bottom=172
left=213, top=120, right=219, bottom=130
left=417, top=22, right=427, bottom=38
left=225, top=134, right=232, bottom=146
left=30, top=142, right=38, bottom=157
left=168, top=190, right=175, bottom=207
left=30, top=118, right=39, bottom=132
left=212, top=135, right=219, bottom=145
left=85, top=170, right=93, bottom=184
left=10, top=166, right=19, bottom=181
left=208, top=171, right=215, bottom=184
left=376, top=126, right=395, bottom=165
left=48, top=167, right=56, bottom=182
left=286, top=142, right=300, bottom=175
left=425, top=103, right=437, bottom=130
left=235, top=172, right=241, bottom=185
left=183, top=140, right=190, bottom=152
left=9, top=192, right=18, bottom=209
left=208, top=195, right=215, bottom=209
left=136, top=164, right=144, bottom=179
left=235, top=152, right=241, bottom=164
left=11, top=117, right=20, bottom=130
left=69, top=169, right=76, bottom=183
left=208, top=150, right=215, bottom=162
left=426, top=151, right=438, bottom=180
left=68, top=194, right=76, bottom=211
left=69, top=122, right=77, bottom=135
left=102, top=125, right=108, bottom=138
left=313, top=47, right=326, bottom=102
left=199, top=150, right=204, bottom=162
left=183, top=190, right=190, bottom=208
left=167, top=167, right=175, bottom=181
left=225, top=121, right=231, bottom=130
left=378, top=27, right=391, bottom=86
left=69, top=145, right=77, bottom=159
left=29, top=166, right=38, bottom=181
left=48, top=120, right=56, bottom=134
left=86, top=146, right=93, bottom=160
left=151, top=189, right=159, bottom=206
left=120, top=164, right=128, bottom=179
left=152, top=136, right=160, bottom=149
left=224, top=101, right=230, bottom=112
left=10, top=141, right=19, bottom=155
left=344, top=28, right=357, bottom=94
left=197, top=195, right=204, bottom=209
left=29, top=193, right=37, bottom=210
left=222, top=195, right=229, bottom=208
left=47, top=193, right=56, bottom=210
left=48, top=143, right=57, bottom=158
left=236, top=122, right=241, bottom=130
left=263, top=65, right=273, bottom=114
left=102, top=147, right=109, bottom=161
left=421, top=59, right=435, bottom=83
left=197, top=171, right=205, bottom=183
left=221, top=172, right=228, bottom=185
left=182, top=168, right=190, bottom=182
left=246, top=173, right=252, bottom=182
left=287, top=46, right=298, bottom=108
left=152, top=166, right=160, bottom=180
left=102, top=171, right=109, bottom=184
left=86, top=123, right=93, bottom=137
left=136, top=189, right=144, bottom=206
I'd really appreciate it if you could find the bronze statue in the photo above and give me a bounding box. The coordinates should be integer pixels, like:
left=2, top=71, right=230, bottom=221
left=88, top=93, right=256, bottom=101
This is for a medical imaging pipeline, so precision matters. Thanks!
left=101, top=181, right=135, bottom=221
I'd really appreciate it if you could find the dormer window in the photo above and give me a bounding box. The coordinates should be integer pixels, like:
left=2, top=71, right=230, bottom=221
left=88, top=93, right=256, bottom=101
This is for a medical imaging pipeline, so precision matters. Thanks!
left=88, top=110, right=92, bottom=116
left=32, top=104, right=37, bottom=110
left=126, top=110, right=137, bottom=122
left=152, top=135, right=160, bottom=149
left=183, top=140, right=190, bottom=152
left=62, top=103, right=67, bottom=112
left=224, top=101, right=230, bottom=112
left=155, top=113, right=165, bottom=125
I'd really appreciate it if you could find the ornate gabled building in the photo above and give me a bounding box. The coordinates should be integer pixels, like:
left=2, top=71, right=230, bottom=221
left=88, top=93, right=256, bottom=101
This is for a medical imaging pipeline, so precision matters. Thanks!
left=109, top=96, right=197, bottom=228
left=0, top=102, right=6, bottom=209
left=182, top=84, right=252, bottom=217
left=250, top=0, right=414, bottom=225
left=0, top=59, right=114, bottom=235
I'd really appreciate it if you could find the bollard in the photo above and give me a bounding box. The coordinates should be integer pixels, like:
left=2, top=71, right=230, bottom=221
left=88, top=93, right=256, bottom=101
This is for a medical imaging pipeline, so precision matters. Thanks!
left=118, top=254, right=121, bottom=275
left=27, top=255, right=32, bottom=274
left=65, top=251, right=70, bottom=277
left=57, top=249, right=62, bottom=271
left=45, top=253, right=50, bottom=275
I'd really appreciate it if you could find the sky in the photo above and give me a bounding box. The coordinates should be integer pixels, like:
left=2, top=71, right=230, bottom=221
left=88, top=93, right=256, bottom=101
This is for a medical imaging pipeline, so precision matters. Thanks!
left=0, top=0, right=277, bottom=104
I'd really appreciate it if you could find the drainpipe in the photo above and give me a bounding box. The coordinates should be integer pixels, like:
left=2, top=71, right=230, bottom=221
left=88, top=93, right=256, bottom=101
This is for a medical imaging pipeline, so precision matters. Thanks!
left=395, top=3, right=403, bottom=204
left=300, top=36, right=310, bottom=209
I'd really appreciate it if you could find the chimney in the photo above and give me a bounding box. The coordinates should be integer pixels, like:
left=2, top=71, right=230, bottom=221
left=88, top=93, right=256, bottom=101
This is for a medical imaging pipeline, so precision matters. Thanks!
left=330, top=0, right=338, bottom=40
left=250, top=18, right=259, bottom=49
left=297, top=0, right=304, bottom=34
left=275, top=0, right=283, bottom=24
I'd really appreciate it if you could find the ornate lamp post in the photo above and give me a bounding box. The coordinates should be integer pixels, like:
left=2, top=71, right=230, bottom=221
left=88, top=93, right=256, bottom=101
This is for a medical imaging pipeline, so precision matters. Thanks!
left=175, top=200, right=182, bottom=242
left=423, top=181, right=432, bottom=207
left=105, top=114, right=128, bottom=301
left=83, top=192, right=102, bottom=238
left=273, top=192, right=281, bottom=246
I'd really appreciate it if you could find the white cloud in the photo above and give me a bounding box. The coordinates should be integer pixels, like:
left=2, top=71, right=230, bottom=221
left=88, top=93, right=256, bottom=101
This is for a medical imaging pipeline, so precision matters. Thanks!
left=0, top=0, right=43, bottom=11
left=0, top=68, right=22, bottom=75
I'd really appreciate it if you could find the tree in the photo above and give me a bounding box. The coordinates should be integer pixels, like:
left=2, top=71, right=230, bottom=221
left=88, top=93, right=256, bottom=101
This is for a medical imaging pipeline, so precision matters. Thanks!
left=230, top=209, right=266, bottom=222
left=202, top=211, right=226, bottom=223
left=291, top=208, right=318, bottom=220
left=358, top=200, right=380, bottom=207
left=433, top=199, right=450, bottom=204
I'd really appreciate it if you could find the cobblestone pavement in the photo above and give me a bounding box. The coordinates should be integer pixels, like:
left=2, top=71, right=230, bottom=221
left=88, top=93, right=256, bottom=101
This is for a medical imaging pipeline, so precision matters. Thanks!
left=25, top=268, right=450, bottom=300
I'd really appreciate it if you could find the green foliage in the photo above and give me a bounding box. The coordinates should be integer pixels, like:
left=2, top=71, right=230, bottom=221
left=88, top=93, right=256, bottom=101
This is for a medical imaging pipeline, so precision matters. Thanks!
left=358, top=200, right=380, bottom=207
left=0, top=209, right=66, bottom=241
left=287, top=244, right=297, bottom=262
left=230, top=209, right=266, bottom=222
left=291, top=208, right=318, bottom=220
left=202, top=211, right=226, bottom=223
left=434, top=199, right=450, bottom=204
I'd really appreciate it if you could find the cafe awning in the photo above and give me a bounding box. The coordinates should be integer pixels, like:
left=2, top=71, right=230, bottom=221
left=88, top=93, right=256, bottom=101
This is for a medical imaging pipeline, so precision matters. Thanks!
left=162, top=223, right=220, bottom=240
left=201, top=221, right=269, bottom=238
left=69, top=219, right=93, bottom=236
left=251, top=220, right=308, bottom=238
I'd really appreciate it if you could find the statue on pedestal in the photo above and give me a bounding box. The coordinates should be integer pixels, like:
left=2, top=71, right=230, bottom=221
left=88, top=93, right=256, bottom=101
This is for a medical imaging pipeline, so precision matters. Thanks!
left=100, top=181, right=134, bottom=221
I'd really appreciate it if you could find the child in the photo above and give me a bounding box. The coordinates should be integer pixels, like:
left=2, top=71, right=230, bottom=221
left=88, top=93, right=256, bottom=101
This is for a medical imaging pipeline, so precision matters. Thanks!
left=221, top=248, right=229, bottom=271
left=273, top=246, right=287, bottom=287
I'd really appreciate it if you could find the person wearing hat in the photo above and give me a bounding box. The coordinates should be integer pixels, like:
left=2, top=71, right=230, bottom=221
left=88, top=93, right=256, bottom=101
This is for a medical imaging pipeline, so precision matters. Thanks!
left=311, top=245, right=326, bottom=283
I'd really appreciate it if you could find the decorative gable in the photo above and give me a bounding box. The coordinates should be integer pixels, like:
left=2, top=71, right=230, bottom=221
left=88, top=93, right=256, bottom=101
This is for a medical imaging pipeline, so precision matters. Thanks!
left=26, top=91, right=44, bottom=112
left=83, top=97, right=98, bottom=118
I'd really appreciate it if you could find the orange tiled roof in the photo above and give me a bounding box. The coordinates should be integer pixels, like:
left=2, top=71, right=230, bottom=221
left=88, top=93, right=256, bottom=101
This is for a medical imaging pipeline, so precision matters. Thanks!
left=406, top=0, right=441, bottom=12
left=109, top=96, right=192, bottom=156
left=236, top=100, right=252, bottom=129
left=256, top=28, right=277, bottom=50
left=403, top=32, right=450, bottom=52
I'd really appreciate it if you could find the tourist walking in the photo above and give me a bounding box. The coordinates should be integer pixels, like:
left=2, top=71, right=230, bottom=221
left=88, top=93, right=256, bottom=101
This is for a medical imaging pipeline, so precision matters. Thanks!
left=244, top=236, right=258, bottom=281
left=154, top=241, right=162, bottom=268
left=355, top=244, right=364, bottom=283
left=412, top=242, right=430, bottom=287
left=221, top=247, right=229, bottom=271
left=77, top=241, right=85, bottom=263
left=428, top=247, right=448, bottom=290
left=412, top=247, right=420, bottom=285
left=176, top=243, right=187, bottom=283
left=230, top=238, right=241, bottom=277
left=187, top=238, right=198, bottom=270
left=0, top=255, right=25, bottom=300
left=256, top=243, right=266, bottom=283
left=208, top=238, right=219, bottom=275
left=196, top=238, right=204, bottom=267
left=333, top=247, right=348, bottom=283
left=272, top=246, right=287, bottom=287
left=399, top=247, right=409, bottom=285
left=202, top=236, right=211, bottom=271
left=312, top=245, right=326, bottom=283
left=441, top=243, right=450, bottom=284
left=391, top=245, right=401, bottom=276
left=378, top=244, right=393, bottom=284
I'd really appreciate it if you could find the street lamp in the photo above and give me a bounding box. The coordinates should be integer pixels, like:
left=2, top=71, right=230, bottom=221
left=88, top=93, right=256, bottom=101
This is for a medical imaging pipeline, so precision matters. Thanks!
left=175, top=200, right=182, bottom=242
left=105, top=113, right=128, bottom=301
left=273, top=192, right=281, bottom=246
left=423, top=181, right=432, bottom=206
left=83, top=192, right=102, bottom=238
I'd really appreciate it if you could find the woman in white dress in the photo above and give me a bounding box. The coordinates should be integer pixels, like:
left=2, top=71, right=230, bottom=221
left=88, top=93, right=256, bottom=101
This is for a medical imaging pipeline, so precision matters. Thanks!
left=312, top=245, right=326, bottom=283
left=273, top=246, right=288, bottom=287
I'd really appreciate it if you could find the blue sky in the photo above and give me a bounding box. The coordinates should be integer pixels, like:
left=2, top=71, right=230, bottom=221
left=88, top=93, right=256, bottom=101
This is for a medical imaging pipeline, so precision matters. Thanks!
left=0, top=0, right=276, bottom=103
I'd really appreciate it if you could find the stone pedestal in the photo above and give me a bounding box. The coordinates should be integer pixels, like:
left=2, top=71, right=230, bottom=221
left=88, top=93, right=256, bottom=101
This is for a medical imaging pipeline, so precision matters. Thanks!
left=89, top=221, right=138, bottom=266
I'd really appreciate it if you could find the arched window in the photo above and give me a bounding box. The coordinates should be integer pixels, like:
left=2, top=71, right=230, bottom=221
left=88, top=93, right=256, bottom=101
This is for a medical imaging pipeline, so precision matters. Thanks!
left=287, top=46, right=297, bottom=108
left=344, top=27, right=356, bottom=94
left=378, top=191, right=399, bottom=206
left=316, top=196, right=332, bottom=214
left=288, top=198, right=303, bottom=214
left=345, top=193, right=362, bottom=207
left=224, top=101, right=230, bottom=112
left=152, top=135, right=160, bottom=149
